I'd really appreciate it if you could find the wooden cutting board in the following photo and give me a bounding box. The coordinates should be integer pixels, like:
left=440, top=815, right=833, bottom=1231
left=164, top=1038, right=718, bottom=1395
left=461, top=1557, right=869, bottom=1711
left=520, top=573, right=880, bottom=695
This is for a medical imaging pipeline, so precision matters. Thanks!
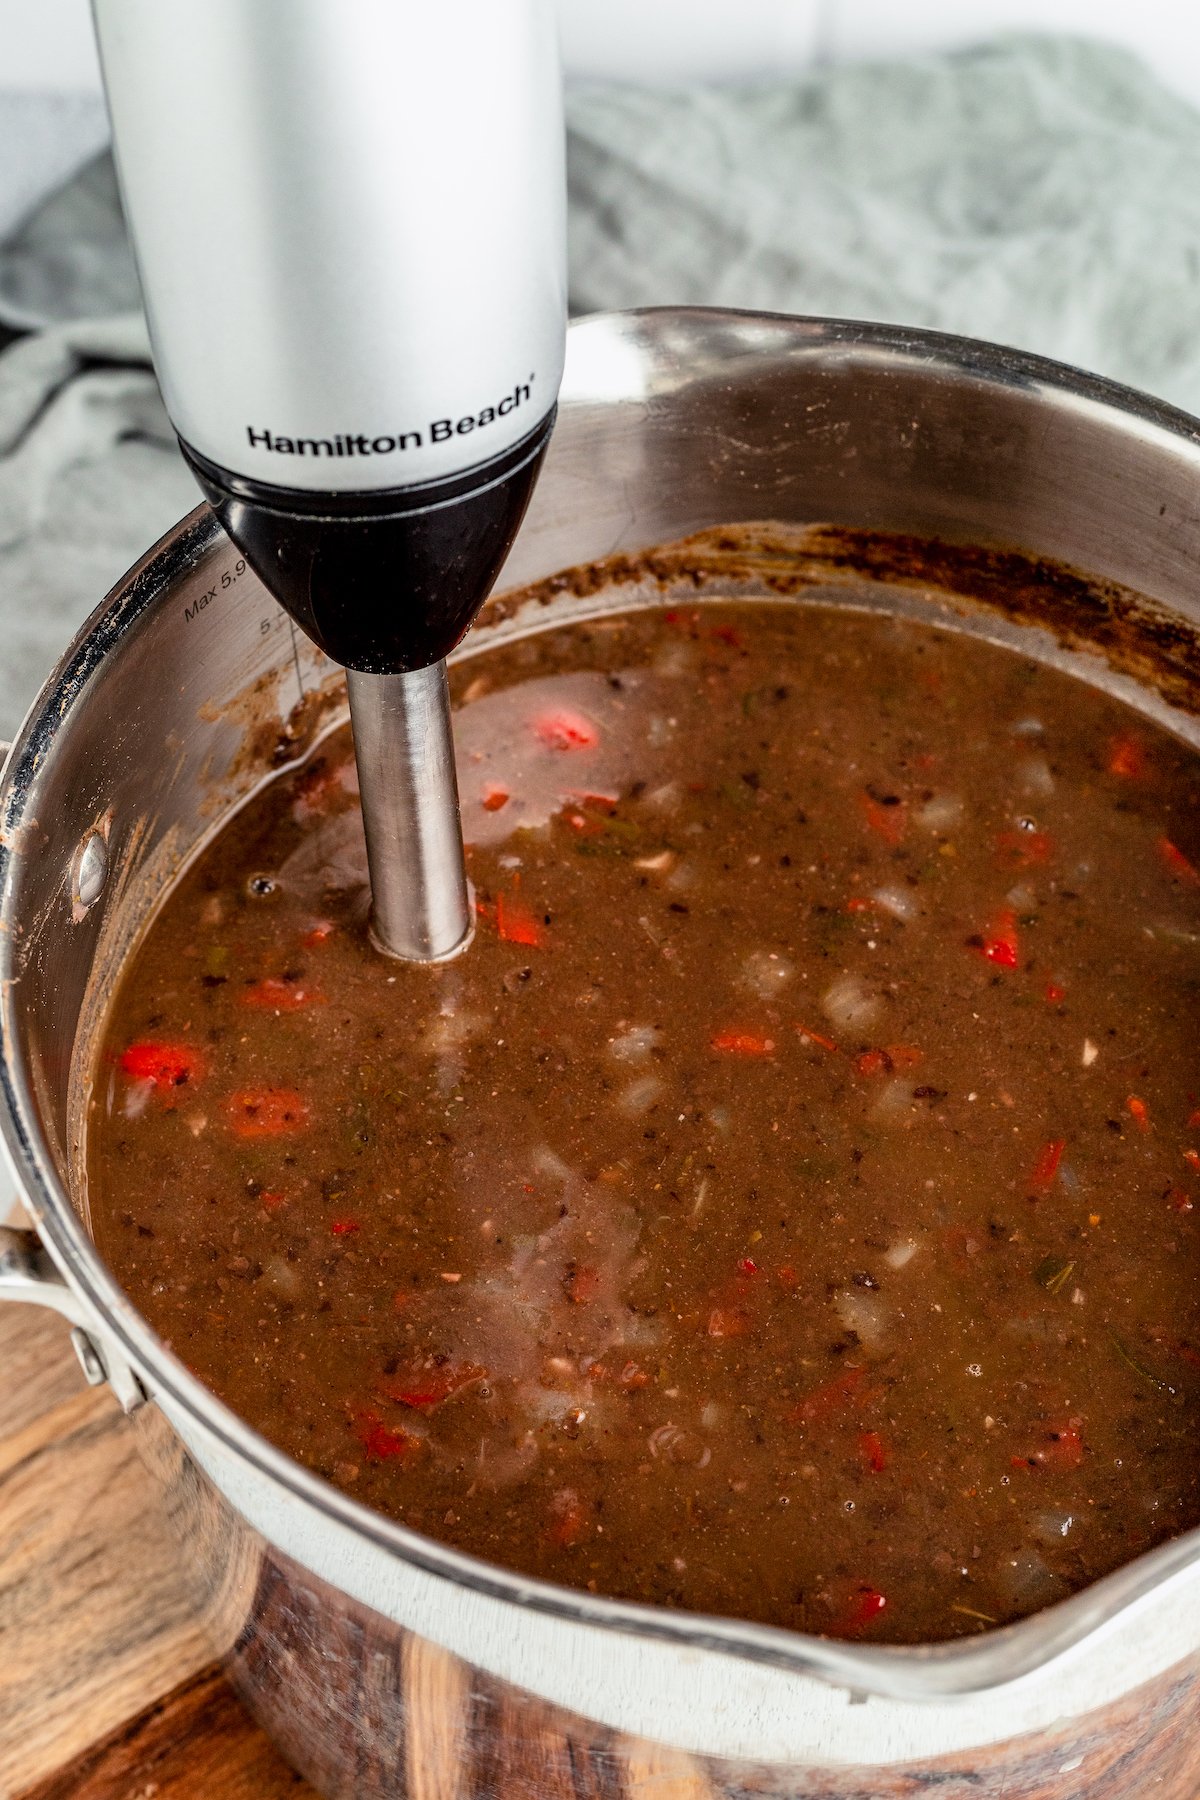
left=0, top=1296, right=316, bottom=1798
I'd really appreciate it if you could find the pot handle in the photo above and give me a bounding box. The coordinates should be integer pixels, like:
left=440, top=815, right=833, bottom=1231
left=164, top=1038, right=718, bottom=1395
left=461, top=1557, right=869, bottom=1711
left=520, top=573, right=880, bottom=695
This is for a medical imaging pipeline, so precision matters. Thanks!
left=0, top=1225, right=146, bottom=1411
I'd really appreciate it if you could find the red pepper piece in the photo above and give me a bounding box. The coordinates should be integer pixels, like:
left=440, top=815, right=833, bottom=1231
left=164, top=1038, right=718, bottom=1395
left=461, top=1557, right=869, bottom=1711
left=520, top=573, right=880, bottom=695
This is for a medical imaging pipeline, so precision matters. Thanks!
left=481, top=785, right=510, bottom=812
left=1184, top=1149, right=1200, bottom=1173
left=547, top=1487, right=589, bottom=1547
left=563, top=806, right=608, bottom=836
left=351, top=1408, right=419, bottom=1463
left=859, top=1430, right=889, bottom=1474
left=790, top=1365, right=869, bottom=1427
left=832, top=1585, right=888, bottom=1636
left=260, top=1190, right=288, bottom=1214
left=1044, top=981, right=1066, bottom=1004
left=794, top=1022, right=841, bottom=1054
left=859, top=792, right=907, bottom=846
left=533, top=709, right=599, bottom=752
left=995, top=828, right=1054, bottom=869
left=119, top=1040, right=204, bottom=1090
left=706, top=1254, right=768, bottom=1337
left=711, top=1029, right=775, bottom=1055
left=331, top=1218, right=360, bottom=1236
left=1011, top=1417, right=1085, bottom=1472
left=856, top=1048, right=890, bottom=1077
left=565, top=788, right=621, bottom=808
left=225, top=1087, right=311, bottom=1138
left=562, top=791, right=621, bottom=834
left=1107, top=736, right=1145, bottom=778
left=974, top=909, right=1020, bottom=969
left=775, top=1264, right=799, bottom=1289
left=302, top=921, right=335, bottom=948
left=239, top=977, right=325, bottom=1011
left=1029, top=1138, right=1065, bottom=1192
left=1158, top=838, right=1200, bottom=885
left=1127, top=1095, right=1150, bottom=1133
left=1169, top=1189, right=1194, bottom=1213
left=495, top=893, right=545, bottom=947
left=379, top=1360, right=487, bottom=1412
left=563, top=1263, right=601, bottom=1305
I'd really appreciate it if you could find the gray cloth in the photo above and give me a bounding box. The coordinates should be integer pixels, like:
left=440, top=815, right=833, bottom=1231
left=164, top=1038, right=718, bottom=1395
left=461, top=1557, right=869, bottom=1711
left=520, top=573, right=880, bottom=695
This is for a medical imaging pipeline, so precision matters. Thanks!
left=4, top=33, right=1200, bottom=737
left=567, top=35, right=1200, bottom=403
left=0, top=91, right=109, bottom=245
left=0, top=147, right=187, bottom=738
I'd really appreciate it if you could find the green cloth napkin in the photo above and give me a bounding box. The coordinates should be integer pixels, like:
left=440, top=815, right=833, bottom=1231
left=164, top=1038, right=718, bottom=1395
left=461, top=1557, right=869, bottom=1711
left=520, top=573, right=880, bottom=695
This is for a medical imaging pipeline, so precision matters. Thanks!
left=2, top=34, right=1200, bottom=735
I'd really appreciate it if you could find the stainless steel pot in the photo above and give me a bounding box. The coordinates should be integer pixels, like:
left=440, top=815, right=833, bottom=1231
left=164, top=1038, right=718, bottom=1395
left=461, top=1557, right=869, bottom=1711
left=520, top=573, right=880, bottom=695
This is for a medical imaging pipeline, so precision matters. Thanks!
left=3, top=309, right=1200, bottom=1799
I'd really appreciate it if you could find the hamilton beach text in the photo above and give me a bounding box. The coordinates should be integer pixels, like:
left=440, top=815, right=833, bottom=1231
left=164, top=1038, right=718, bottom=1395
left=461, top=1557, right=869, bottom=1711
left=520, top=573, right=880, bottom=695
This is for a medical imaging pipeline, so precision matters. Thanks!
left=246, top=377, right=534, bottom=460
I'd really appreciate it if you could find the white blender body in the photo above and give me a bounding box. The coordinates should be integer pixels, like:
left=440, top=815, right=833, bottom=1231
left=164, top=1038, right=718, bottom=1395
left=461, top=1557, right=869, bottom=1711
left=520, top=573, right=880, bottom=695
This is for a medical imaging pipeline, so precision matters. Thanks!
left=92, top=0, right=568, bottom=960
left=93, top=0, right=566, bottom=493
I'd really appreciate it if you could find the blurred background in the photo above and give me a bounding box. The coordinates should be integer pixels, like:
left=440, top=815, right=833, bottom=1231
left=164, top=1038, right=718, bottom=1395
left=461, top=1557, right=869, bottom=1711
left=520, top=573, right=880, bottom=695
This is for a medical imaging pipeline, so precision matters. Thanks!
left=2, top=0, right=1200, bottom=739
left=4, top=0, right=1200, bottom=232
left=3, top=0, right=1200, bottom=94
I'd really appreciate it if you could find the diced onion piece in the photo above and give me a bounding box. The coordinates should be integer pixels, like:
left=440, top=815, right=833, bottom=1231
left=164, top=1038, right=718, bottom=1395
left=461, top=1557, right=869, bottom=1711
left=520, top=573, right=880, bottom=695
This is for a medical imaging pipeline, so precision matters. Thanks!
left=870, top=886, right=916, bottom=922
left=835, top=1289, right=892, bottom=1350
left=530, top=1145, right=574, bottom=1187
left=742, top=948, right=796, bottom=997
left=915, top=793, right=963, bottom=832
left=618, top=1076, right=665, bottom=1115
left=120, top=1077, right=155, bottom=1120
left=883, top=1239, right=919, bottom=1269
left=608, top=1025, right=660, bottom=1064
left=1018, top=756, right=1056, bottom=798
left=821, top=974, right=883, bottom=1033
left=870, top=1078, right=923, bottom=1125
left=1031, top=1510, right=1076, bottom=1543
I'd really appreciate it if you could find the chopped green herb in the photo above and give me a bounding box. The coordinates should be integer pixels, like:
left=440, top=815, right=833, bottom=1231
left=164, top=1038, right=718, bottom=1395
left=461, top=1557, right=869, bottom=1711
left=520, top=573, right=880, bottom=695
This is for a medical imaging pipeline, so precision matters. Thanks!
left=1111, top=1335, right=1179, bottom=1396
left=1034, top=1255, right=1074, bottom=1295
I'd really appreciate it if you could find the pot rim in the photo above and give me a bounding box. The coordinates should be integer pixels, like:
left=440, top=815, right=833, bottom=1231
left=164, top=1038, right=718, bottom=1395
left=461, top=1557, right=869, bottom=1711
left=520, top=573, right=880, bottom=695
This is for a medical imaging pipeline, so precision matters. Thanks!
left=5, top=306, right=1200, bottom=1703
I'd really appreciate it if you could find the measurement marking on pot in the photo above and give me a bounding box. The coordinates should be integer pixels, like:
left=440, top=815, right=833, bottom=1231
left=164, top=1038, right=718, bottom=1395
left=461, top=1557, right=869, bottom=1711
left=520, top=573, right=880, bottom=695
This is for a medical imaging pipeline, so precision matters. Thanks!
left=183, top=558, right=247, bottom=623
left=287, top=616, right=306, bottom=700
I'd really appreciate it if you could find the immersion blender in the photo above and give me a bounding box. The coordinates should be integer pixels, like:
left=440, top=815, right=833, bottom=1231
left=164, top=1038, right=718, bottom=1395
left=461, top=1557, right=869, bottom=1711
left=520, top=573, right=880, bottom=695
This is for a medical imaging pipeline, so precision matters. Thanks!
left=91, top=0, right=567, bottom=959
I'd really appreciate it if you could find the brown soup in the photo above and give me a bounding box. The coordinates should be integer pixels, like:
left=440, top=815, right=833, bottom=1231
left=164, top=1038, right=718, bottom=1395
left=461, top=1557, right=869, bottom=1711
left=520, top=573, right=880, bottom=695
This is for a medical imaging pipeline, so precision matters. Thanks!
left=87, top=598, right=1200, bottom=1644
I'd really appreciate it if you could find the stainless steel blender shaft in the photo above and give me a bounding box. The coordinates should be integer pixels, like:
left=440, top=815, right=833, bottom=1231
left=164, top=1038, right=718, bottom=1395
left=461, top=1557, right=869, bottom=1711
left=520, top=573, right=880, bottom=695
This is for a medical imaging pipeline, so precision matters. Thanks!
left=346, top=663, right=472, bottom=961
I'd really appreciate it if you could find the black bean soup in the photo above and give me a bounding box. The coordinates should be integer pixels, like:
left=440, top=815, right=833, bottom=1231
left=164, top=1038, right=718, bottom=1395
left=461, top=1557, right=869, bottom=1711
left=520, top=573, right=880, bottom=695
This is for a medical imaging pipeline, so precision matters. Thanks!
left=88, top=599, right=1200, bottom=1644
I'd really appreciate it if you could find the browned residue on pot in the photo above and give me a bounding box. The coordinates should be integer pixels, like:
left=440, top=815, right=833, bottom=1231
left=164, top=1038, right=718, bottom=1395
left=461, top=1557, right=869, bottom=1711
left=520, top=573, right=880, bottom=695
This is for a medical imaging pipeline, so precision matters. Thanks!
left=198, top=664, right=346, bottom=807
left=481, top=521, right=1200, bottom=720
